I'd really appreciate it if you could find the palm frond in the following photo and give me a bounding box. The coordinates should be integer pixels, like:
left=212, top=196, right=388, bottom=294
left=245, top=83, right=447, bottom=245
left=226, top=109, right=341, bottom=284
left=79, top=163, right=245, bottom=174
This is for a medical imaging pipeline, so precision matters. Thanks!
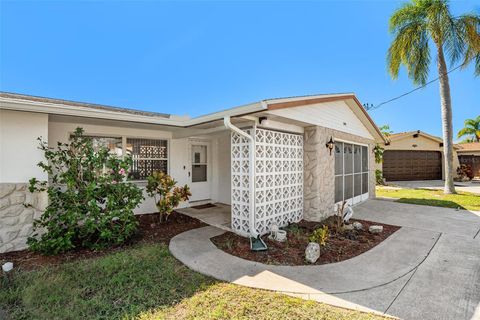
left=387, top=20, right=430, bottom=84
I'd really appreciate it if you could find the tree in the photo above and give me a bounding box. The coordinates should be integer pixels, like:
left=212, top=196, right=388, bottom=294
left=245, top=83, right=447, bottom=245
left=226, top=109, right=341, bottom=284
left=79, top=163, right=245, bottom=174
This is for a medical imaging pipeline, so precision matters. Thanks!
left=379, top=124, right=394, bottom=137
left=457, top=115, right=480, bottom=142
left=387, top=0, right=480, bottom=194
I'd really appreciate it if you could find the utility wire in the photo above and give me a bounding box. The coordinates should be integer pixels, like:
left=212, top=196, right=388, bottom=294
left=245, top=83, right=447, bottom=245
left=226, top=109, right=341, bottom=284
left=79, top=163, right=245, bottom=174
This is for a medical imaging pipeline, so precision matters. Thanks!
left=365, top=61, right=469, bottom=111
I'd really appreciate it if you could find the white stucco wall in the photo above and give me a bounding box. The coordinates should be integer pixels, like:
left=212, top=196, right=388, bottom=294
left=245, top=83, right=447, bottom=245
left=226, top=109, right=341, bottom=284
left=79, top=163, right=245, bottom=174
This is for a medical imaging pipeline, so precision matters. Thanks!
left=211, top=131, right=231, bottom=204
left=267, top=100, right=374, bottom=140
left=0, top=110, right=48, bottom=183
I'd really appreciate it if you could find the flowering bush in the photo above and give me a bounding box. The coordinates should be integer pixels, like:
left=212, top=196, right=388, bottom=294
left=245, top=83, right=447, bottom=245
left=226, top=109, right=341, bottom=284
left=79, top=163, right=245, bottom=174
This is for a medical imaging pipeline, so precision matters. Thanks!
left=146, top=171, right=191, bottom=222
left=27, top=127, right=144, bottom=255
left=457, top=164, right=474, bottom=180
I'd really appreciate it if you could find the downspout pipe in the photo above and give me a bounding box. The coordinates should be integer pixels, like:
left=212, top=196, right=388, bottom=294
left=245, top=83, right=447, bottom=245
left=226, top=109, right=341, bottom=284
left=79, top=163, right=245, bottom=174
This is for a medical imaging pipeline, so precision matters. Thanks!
left=223, top=116, right=259, bottom=239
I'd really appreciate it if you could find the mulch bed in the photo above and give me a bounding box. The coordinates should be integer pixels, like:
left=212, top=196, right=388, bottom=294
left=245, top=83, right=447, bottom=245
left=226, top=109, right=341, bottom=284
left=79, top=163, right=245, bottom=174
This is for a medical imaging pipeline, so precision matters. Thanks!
left=0, top=211, right=206, bottom=271
left=211, top=218, right=400, bottom=266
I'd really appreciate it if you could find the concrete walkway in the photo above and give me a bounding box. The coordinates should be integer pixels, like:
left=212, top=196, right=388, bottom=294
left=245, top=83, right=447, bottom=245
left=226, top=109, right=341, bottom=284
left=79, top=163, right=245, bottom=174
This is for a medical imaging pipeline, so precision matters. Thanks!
left=170, top=200, right=480, bottom=320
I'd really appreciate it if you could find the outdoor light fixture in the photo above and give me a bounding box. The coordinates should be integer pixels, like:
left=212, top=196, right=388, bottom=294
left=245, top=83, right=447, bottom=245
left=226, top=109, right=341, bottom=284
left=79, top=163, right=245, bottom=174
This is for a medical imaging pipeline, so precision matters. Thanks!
left=326, top=137, right=335, bottom=155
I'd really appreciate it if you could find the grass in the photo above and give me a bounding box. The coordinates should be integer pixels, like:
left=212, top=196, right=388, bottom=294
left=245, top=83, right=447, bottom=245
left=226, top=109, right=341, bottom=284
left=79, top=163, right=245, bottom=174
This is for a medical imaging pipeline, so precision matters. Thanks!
left=0, top=243, right=387, bottom=320
left=141, top=283, right=384, bottom=320
left=376, top=186, right=480, bottom=211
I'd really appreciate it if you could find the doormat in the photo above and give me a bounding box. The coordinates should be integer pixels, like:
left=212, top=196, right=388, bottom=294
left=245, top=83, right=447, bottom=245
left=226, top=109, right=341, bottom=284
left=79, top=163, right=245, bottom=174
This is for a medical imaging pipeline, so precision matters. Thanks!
left=191, top=203, right=216, bottom=210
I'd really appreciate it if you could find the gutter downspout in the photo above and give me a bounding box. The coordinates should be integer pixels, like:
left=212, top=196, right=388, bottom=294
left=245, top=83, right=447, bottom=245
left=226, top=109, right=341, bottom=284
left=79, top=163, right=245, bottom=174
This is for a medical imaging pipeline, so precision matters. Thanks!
left=223, top=116, right=259, bottom=239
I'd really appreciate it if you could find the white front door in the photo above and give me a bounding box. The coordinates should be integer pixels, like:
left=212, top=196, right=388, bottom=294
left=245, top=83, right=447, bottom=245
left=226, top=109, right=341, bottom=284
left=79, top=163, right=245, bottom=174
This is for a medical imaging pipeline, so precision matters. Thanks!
left=189, top=141, right=211, bottom=202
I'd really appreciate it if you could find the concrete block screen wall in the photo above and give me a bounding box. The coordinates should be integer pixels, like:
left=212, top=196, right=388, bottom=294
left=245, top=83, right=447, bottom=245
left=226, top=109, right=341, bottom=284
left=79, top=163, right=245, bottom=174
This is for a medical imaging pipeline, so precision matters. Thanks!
left=231, top=127, right=304, bottom=237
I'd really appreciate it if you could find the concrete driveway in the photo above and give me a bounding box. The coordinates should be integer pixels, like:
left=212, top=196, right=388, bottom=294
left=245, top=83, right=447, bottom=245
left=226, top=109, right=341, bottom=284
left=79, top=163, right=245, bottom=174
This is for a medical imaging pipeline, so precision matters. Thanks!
left=170, top=200, right=480, bottom=320
left=351, top=200, right=480, bottom=320
left=388, top=180, right=480, bottom=195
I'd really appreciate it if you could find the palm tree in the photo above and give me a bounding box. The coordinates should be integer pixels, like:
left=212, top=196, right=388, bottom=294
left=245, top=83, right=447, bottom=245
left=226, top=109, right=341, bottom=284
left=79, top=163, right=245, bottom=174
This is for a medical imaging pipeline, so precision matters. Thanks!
left=457, top=115, right=480, bottom=142
left=387, top=0, right=480, bottom=194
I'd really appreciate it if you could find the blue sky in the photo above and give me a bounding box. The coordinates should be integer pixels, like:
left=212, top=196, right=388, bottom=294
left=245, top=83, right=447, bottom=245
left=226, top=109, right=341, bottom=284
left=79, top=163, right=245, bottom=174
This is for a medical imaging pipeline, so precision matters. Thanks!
left=0, top=0, right=478, bottom=139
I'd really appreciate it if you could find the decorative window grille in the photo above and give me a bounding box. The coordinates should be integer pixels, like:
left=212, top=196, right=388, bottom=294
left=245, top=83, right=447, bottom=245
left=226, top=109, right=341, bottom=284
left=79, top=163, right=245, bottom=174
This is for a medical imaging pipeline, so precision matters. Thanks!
left=231, top=127, right=303, bottom=237
left=126, top=138, right=168, bottom=180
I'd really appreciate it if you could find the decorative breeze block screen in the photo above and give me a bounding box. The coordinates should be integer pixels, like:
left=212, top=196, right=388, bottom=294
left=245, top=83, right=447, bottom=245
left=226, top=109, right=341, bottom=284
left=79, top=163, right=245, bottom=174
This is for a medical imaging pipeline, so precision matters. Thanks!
left=231, top=127, right=304, bottom=237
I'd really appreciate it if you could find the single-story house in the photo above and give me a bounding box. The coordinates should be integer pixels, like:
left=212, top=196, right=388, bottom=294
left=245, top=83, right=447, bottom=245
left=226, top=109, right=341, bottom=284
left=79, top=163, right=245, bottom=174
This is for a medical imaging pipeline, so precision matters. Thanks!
left=379, top=130, right=460, bottom=181
left=456, top=142, right=480, bottom=177
left=0, top=92, right=385, bottom=252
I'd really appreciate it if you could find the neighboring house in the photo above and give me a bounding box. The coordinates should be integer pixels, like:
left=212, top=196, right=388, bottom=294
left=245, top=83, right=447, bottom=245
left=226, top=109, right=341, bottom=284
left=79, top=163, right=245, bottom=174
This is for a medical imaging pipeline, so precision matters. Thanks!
left=379, top=130, right=460, bottom=181
left=456, top=142, right=480, bottom=178
left=0, top=92, right=385, bottom=252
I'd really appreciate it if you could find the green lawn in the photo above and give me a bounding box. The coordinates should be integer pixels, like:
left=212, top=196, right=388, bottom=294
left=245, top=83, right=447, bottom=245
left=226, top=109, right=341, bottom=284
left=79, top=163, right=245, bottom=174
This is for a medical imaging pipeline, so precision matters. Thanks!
left=376, top=186, right=480, bottom=211
left=1, top=243, right=386, bottom=320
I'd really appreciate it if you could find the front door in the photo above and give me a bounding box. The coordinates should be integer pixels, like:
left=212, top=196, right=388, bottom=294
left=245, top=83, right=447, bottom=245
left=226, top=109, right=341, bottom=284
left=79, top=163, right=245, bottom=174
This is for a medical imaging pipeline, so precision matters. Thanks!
left=189, top=141, right=210, bottom=202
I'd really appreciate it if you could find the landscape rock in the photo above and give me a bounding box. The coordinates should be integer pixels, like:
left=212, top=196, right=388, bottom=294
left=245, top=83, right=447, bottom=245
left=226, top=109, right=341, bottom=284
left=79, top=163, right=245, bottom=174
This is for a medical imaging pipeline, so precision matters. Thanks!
left=353, top=222, right=364, bottom=231
left=305, top=242, right=320, bottom=264
left=344, top=224, right=354, bottom=231
left=369, top=225, right=383, bottom=234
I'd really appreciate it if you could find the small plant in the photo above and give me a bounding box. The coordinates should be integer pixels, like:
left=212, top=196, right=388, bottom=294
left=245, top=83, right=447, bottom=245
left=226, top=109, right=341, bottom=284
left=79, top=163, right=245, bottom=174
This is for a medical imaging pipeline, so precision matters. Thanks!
left=146, top=171, right=191, bottom=222
left=457, top=164, right=474, bottom=181
left=28, top=127, right=144, bottom=255
left=333, top=201, right=346, bottom=232
left=309, top=225, right=329, bottom=247
left=373, top=144, right=384, bottom=164
left=375, top=169, right=385, bottom=185
left=287, top=224, right=303, bottom=240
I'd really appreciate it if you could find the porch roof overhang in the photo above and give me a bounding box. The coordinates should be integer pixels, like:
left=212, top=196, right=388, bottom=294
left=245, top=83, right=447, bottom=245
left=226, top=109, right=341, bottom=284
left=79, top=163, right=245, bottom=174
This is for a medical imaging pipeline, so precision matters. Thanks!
left=0, top=92, right=386, bottom=143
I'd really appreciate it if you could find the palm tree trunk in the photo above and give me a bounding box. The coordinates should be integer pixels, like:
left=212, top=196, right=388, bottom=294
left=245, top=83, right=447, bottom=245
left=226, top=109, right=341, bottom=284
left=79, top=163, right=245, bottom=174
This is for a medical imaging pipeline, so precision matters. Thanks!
left=436, top=45, right=456, bottom=194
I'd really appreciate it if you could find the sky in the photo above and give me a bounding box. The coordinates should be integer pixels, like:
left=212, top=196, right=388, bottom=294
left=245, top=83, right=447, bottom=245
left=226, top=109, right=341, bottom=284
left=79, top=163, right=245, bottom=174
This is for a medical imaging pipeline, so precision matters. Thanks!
left=0, top=0, right=479, bottom=140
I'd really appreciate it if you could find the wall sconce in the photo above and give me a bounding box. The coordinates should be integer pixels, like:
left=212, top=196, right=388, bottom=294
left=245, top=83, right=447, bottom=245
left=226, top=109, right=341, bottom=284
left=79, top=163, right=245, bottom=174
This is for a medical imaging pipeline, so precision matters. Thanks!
left=326, top=137, right=335, bottom=155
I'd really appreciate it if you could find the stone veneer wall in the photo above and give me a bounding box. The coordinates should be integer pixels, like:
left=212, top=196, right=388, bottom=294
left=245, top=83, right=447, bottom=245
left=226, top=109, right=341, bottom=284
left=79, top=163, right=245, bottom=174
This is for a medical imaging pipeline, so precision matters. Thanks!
left=0, top=183, right=46, bottom=253
left=304, top=126, right=376, bottom=221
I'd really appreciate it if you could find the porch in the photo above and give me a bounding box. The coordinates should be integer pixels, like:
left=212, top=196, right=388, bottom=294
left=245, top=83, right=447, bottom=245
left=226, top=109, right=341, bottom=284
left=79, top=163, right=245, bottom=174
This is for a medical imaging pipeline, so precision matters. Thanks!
left=176, top=203, right=232, bottom=232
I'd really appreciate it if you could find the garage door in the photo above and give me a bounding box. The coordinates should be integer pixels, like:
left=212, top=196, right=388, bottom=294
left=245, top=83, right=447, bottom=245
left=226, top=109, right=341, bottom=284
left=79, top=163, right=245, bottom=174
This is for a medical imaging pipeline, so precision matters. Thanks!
left=383, top=150, right=442, bottom=181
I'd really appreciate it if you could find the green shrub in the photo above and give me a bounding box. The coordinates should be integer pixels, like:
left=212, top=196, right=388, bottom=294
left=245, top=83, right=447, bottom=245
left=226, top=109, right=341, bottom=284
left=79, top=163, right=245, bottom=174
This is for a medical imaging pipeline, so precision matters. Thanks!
left=27, top=128, right=144, bottom=255
left=375, top=169, right=385, bottom=185
left=309, top=225, right=329, bottom=246
left=145, top=171, right=191, bottom=222
left=373, top=144, right=384, bottom=164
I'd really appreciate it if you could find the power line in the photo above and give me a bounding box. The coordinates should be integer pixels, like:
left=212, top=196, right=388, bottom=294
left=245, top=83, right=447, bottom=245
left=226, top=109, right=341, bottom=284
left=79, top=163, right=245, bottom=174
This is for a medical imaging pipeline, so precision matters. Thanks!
left=364, top=62, right=468, bottom=111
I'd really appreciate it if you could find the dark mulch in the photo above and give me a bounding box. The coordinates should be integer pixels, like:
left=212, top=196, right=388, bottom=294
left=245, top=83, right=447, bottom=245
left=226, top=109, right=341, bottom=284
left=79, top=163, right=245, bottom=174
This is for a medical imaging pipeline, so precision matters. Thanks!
left=0, top=211, right=205, bottom=271
left=211, top=218, right=400, bottom=266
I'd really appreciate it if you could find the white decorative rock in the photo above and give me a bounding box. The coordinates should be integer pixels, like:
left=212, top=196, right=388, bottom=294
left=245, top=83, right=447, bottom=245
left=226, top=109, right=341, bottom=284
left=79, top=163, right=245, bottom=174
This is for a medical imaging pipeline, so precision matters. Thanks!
left=305, top=242, right=320, bottom=264
left=344, top=224, right=354, bottom=231
left=353, top=222, right=364, bottom=231
left=2, top=262, right=13, bottom=272
left=369, top=225, right=383, bottom=234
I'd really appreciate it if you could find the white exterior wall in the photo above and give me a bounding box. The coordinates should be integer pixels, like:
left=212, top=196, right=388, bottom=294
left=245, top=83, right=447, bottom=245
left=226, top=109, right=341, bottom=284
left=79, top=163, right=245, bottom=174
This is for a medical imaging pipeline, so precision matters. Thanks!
left=48, top=118, right=191, bottom=214
left=0, top=110, right=48, bottom=183
left=211, top=131, right=231, bottom=204
left=267, top=100, right=374, bottom=140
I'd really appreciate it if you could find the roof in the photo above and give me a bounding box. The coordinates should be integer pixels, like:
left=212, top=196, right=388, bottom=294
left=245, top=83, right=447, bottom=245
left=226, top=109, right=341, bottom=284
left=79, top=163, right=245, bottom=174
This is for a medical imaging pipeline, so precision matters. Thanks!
left=387, top=130, right=460, bottom=149
left=0, top=91, right=385, bottom=142
left=0, top=92, right=171, bottom=119
left=456, top=142, right=480, bottom=152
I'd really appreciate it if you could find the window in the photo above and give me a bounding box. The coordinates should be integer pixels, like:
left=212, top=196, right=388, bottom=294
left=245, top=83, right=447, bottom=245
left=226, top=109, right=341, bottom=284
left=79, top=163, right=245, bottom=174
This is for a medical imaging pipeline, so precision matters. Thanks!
left=70, top=135, right=123, bottom=156
left=334, top=141, right=369, bottom=204
left=126, top=138, right=168, bottom=180
left=191, top=145, right=207, bottom=182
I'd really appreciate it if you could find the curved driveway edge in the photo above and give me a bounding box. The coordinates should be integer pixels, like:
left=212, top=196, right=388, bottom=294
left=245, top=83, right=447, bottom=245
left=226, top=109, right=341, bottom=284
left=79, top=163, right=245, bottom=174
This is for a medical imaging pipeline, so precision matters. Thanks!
left=169, top=225, right=438, bottom=294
